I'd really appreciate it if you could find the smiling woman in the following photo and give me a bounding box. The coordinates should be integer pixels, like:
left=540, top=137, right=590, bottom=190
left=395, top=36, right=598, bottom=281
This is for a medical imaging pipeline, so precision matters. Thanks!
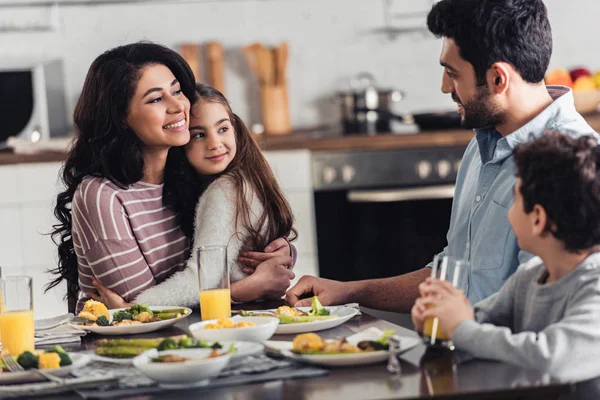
left=46, top=42, right=198, bottom=313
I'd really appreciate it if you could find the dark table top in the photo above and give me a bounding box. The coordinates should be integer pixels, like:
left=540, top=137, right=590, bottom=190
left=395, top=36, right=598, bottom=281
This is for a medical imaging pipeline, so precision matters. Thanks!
left=46, top=303, right=574, bottom=400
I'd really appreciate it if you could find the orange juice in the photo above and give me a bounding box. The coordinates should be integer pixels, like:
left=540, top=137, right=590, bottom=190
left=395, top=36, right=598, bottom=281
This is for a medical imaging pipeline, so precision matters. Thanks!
left=0, top=310, right=34, bottom=355
left=199, top=288, right=231, bottom=321
left=423, top=315, right=449, bottom=341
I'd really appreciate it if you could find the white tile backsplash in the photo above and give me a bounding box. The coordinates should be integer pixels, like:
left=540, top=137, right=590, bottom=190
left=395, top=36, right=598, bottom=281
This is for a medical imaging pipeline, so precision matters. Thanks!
left=17, top=162, right=63, bottom=205
left=20, top=204, right=58, bottom=267
left=24, top=265, right=68, bottom=320
left=0, top=207, right=23, bottom=269
left=0, top=165, right=20, bottom=206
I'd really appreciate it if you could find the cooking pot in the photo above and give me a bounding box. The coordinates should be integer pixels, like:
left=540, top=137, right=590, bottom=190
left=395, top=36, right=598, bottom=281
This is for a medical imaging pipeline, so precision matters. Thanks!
left=334, top=72, right=404, bottom=135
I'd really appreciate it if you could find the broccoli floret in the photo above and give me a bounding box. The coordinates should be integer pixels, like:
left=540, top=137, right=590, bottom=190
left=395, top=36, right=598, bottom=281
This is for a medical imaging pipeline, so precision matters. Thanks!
left=210, top=342, right=223, bottom=349
left=17, top=351, right=39, bottom=369
left=178, top=337, right=195, bottom=348
left=95, top=315, right=110, bottom=326
left=113, top=311, right=132, bottom=323
left=125, top=304, right=153, bottom=318
left=192, top=340, right=211, bottom=348
left=156, top=338, right=178, bottom=352
left=46, top=345, right=73, bottom=367
left=308, top=296, right=330, bottom=316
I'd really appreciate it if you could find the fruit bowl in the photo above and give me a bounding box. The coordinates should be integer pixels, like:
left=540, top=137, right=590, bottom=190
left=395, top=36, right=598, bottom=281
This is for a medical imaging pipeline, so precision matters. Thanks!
left=573, top=90, right=600, bottom=114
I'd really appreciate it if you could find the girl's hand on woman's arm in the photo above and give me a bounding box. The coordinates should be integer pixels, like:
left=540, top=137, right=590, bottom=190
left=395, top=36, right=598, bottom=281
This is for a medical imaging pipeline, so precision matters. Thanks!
left=238, top=237, right=292, bottom=273
left=87, top=278, right=134, bottom=309
left=232, top=256, right=295, bottom=302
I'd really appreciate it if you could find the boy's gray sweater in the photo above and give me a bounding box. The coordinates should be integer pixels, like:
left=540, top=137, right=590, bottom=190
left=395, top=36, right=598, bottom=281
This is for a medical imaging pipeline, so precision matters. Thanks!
left=454, top=253, right=600, bottom=383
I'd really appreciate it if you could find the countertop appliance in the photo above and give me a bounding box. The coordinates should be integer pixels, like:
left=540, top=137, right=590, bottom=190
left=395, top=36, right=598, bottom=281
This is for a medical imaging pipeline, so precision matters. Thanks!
left=0, top=59, right=69, bottom=148
left=312, top=145, right=466, bottom=282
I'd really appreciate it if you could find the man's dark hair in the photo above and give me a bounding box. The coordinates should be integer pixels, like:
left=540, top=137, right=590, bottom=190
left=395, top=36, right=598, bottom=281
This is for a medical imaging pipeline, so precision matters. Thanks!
left=427, top=0, right=552, bottom=85
left=514, top=133, right=600, bottom=252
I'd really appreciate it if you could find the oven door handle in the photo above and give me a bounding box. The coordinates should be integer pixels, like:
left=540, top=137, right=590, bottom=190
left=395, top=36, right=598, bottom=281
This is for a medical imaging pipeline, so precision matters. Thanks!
left=347, top=185, right=455, bottom=203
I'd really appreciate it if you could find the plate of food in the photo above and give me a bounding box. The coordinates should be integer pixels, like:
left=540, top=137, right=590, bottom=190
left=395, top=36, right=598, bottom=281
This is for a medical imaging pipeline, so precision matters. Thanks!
left=239, top=296, right=359, bottom=334
left=71, top=300, right=192, bottom=336
left=91, top=335, right=263, bottom=366
left=0, top=346, right=91, bottom=384
left=189, top=316, right=279, bottom=343
left=265, top=328, right=421, bottom=367
left=133, top=347, right=232, bottom=388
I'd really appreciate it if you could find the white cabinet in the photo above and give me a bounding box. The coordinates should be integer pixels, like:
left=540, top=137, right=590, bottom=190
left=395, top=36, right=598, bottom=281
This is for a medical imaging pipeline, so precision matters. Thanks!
left=263, top=149, right=319, bottom=280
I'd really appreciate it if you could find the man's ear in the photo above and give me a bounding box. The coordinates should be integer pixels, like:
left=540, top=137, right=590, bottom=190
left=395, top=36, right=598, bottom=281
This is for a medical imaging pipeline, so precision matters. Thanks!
left=488, top=62, right=511, bottom=95
left=531, top=204, right=548, bottom=236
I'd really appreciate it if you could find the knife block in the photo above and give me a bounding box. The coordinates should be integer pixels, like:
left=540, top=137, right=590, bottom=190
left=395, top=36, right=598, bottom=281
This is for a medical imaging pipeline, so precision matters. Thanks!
left=260, top=84, right=291, bottom=135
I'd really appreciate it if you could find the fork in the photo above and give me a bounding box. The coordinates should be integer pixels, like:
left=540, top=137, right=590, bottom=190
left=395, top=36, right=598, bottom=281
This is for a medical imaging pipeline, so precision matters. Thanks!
left=3, top=356, right=65, bottom=383
left=386, top=336, right=402, bottom=375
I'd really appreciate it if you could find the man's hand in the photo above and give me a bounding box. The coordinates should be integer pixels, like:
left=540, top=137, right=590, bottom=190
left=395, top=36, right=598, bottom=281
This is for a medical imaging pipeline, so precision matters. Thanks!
left=285, top=276, right=350, bottom=307
left=419, top=279, right=474, bottom=339
left=238, top=237, right=291, bottom=274
left=87, top=278, right=133, bottom=309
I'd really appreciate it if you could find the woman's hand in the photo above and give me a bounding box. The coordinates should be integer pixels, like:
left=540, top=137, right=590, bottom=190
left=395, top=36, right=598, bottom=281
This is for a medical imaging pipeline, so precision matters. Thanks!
left=86, top=278, right=133, bottom=309
left=419, top=279, right=474, bottom=339
left=238, top=237, right=292, bottom=274
left=411, top=297, right=427, bottom=333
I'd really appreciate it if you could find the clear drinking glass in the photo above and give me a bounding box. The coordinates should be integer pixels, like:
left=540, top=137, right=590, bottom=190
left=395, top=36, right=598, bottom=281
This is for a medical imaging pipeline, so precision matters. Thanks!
left=0, top=276, right=34, bottom=355
left=422, top=255, right=468, bottom=349
left=197, top=245, right=231, bottom=321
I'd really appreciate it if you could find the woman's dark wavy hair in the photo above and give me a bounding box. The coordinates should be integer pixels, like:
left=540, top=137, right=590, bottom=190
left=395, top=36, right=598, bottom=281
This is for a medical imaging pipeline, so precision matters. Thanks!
left=167, top=83, right=297, bottom=251
left=427, top=0, right=552, bottom=86
left=47, top=42, right=196, bottom=311
left=513, top=132, right=600, bottom=252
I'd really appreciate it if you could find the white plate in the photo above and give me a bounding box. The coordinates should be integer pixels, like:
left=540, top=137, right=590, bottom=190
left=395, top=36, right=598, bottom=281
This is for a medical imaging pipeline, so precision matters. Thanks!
left=249, top=306, right=360, bottom=334
left=265, top=327, right=421, bottom=367
left=133, top=348, right=231, bottom=388
left=90, top=340, right=263, bottom=366
left=0, top=352, right=91, bottom=384
left=189, top=316, right=279, bottom=343
left=70, top=306, right=192, bottom=336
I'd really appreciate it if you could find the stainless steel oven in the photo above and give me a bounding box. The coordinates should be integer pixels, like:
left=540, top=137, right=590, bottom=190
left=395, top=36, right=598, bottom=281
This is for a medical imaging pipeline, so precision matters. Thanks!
left=312, top=145, right=467, bottom=281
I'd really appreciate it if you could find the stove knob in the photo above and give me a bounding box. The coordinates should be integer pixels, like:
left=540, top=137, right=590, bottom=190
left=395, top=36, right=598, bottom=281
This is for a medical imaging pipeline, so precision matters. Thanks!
left=416, top=160, right=432, bottom=179
left=342, top=165, right=356, bottom=183
left=437, top=160, right=451, bottom=179
left=323, top=166, right=337, bottom=185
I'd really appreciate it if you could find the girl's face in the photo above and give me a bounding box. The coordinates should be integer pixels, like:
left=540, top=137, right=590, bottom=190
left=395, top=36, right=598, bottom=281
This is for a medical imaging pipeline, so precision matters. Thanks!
left=126, top=64, right=191, bottom=150
left=186, top=100, right=237, bottom=175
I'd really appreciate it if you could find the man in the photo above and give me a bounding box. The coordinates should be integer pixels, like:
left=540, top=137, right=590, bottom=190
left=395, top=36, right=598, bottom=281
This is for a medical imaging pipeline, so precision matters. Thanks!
left=286, top=0, right=596, bottom=312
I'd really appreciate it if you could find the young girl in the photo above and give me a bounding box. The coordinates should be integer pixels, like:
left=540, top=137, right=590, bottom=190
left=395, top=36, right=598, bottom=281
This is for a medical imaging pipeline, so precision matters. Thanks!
left=48, top=43, right=292, bottom=313
left=93, top=84, right=298, bottom=307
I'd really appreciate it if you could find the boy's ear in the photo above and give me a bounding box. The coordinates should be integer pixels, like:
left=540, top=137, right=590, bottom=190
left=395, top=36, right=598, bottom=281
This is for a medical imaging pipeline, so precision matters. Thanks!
left=530, top=204, right=548, bottom=236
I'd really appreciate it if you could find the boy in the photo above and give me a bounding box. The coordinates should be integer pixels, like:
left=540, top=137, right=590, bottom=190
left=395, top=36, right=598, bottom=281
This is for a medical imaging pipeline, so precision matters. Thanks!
left=412, top=133, right=600, bottom=383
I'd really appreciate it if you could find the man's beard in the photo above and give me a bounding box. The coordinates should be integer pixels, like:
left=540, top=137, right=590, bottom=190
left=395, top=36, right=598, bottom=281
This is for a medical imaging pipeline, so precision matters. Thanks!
left=454, top=85, right=508, bottom=130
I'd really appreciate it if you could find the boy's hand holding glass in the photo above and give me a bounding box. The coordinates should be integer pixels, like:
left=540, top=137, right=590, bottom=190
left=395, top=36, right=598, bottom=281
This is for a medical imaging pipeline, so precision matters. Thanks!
left=419, top=279, right=474, bottom=339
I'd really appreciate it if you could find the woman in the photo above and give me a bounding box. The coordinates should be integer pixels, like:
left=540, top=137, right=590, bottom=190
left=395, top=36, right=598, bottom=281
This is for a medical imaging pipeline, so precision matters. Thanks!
left=48, top=43, right=291, bottom=313
left=92, top=84, right=298, bottom=307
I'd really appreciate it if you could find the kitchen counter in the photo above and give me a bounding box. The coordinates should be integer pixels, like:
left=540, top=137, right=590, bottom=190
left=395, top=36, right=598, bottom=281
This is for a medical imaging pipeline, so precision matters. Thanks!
left=2, top=113, right=600, bottom=165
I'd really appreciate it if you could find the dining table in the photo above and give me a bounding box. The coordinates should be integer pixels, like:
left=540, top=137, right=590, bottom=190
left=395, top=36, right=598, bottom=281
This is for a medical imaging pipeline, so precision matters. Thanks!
left=33, top=302, right=575, bottom=400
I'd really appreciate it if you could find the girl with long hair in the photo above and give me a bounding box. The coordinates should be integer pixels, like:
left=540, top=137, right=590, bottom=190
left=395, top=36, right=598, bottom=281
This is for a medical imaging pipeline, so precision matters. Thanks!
left=48, top=43, right=292, bottom=312
left=91, top=83, right=298, bottom=307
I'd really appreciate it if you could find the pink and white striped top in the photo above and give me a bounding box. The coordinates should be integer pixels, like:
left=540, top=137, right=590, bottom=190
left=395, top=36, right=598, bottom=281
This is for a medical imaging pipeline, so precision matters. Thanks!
left=72, top=176, right=189, bottom=312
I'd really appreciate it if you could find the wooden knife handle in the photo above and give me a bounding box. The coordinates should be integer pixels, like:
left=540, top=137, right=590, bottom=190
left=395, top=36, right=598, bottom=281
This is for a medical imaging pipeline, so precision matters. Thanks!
left=206, top=41, right=225, bottom=94
left=179, top=43, right=201, bottom=82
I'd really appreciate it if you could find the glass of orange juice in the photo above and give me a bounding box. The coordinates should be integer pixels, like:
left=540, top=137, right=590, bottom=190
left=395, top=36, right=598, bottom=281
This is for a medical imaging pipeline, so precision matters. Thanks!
left=197, top=245, right=231, bottom=321
left=0, top=276, right=34, bottom=356
left=422, top=256, right=467, bottom=349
